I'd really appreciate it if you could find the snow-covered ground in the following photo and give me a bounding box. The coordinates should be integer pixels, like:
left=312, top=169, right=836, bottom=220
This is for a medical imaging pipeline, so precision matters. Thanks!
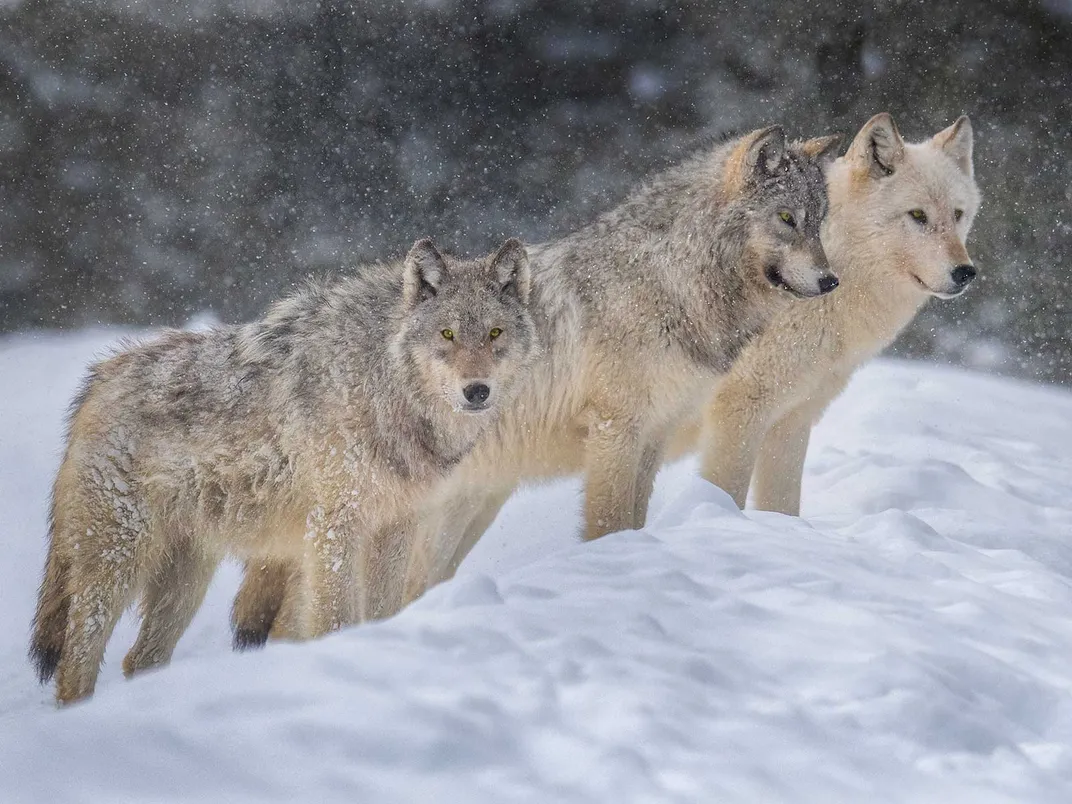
left=1, top=328, right=1071, bottom=803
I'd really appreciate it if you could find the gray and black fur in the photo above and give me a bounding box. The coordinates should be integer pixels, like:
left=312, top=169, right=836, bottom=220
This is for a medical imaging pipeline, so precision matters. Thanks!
left=549, top=126, right=837, bottom=373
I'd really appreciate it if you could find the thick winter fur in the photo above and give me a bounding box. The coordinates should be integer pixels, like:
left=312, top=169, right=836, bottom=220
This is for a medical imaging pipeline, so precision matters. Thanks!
left=30, top=237, right=537, bottom=704
left=687, top=114, right=980, bottom=514
left=234, top=126, right=842, bottom=637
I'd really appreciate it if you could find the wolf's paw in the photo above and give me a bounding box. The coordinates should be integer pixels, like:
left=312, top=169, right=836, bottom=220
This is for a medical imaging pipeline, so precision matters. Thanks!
left=232, top=625, right=271, bottom=652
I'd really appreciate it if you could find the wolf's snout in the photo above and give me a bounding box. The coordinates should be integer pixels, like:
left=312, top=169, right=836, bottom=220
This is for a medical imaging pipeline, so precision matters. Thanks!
left=817, top=275, right=840, bottom=295
left=463, top=382, right=491, bottom=406
left=767, top=256, right=838, bottom=299
left=951, top=264, right=976, bottom=288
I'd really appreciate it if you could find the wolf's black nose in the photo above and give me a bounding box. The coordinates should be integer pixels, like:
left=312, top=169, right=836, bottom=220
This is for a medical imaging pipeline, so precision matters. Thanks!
left=951, top=264, right=976, bottom=287
left=463, top=383, right=491, bottom=405
left=817, top=275, right=840, bottom=295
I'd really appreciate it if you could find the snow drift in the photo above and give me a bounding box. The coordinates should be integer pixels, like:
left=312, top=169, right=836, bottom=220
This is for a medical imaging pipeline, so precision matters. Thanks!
left=1, top=329, right=1071, bottom=802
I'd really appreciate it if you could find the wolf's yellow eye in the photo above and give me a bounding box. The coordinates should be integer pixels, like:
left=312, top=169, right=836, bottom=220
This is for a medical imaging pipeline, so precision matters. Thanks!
left=954, top=209, right=964, bottom=223
left=909, top=209, right=928, bottom=224
left=441, top=329, right=454, bottom=341
left=778, top=211, right=796, bottom=227
left=489, top=327, right=502, bottom=340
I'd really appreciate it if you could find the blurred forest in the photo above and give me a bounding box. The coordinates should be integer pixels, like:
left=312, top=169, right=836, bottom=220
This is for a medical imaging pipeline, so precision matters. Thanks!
left=1, top=0, right=1069, bottom=383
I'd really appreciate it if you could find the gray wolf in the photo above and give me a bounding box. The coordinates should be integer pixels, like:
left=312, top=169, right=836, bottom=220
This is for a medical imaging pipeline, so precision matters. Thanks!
left=692, top=113, right=980, bottom=515
left=30, top=237, right=537, bottom=704
left=232, top=125, right=842, bottom=641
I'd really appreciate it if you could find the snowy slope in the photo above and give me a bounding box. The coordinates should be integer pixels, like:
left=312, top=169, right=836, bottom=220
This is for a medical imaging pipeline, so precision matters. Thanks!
left=1, top=329, right=1071, bottom=803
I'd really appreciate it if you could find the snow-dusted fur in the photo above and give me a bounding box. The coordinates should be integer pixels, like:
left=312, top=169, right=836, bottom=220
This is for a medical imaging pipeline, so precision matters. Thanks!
left=30, top=237, right=537, bottom=704
left=233, top=126, right=841, bottom=638
left=689, top=114, right=980, bottom=514
left=419, top=114, right=979, bottom=589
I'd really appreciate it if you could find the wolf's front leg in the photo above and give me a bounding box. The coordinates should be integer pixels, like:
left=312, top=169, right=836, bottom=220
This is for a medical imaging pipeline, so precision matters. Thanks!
left=582, top=413, right=644, bottom=541
left=632, top=437, right=666, bottom=529
left=417, top=484, right=516, bottom=593
left=700, top=379, right=773, bottom=509
left=401, top=502, right=452, bottom=605
left=750, top=371, right=848, bottom=516
left=305, top=504, right=362, bottom=637
left=230, top=559, right=308, bottom=650
left=362, top=514, right=418, bottom=622
left=750, top=406, right=812, bottom=516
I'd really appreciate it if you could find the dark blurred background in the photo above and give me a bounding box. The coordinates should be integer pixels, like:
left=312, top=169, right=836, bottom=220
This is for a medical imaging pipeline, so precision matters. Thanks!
left=1, top=0, right=1069, bottom=383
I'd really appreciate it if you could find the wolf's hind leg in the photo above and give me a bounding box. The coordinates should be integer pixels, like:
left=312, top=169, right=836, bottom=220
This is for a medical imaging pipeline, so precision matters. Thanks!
left=55, top=528, right=146, bottom=705
left=122, top=540, right=217, bottom=677
left=231, top=559, right=305, bottom=650
left=268, top=562, right=309, bottom=641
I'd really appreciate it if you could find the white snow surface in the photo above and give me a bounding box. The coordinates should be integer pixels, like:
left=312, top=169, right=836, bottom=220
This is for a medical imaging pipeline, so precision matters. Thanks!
left=2, top=329, right=1072, bottom=803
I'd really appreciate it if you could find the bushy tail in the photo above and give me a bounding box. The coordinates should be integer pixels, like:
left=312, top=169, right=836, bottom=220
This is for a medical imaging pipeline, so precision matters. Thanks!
left=29, top=531, right=70, bottom=683
left=33, top=373, right=102, bottom=684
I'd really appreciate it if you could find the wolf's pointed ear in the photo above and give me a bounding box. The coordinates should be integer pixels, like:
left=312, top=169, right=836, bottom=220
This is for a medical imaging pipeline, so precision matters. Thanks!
left=848, top=113, right=905, bottom=178
left=724, top=126, right=787, bottom=193
left=403, top=238, right=447, bottom=308
left=932, top=115, right=973, bottom=177
left=800, top=134, right=842, bottom=165
left=489, top=238, right=530, bottom=304
left=742, top=125, right=787, bottom=178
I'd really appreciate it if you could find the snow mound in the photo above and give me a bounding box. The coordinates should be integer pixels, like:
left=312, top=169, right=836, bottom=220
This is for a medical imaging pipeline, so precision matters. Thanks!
left=2, top=330, right=1072, bottom=802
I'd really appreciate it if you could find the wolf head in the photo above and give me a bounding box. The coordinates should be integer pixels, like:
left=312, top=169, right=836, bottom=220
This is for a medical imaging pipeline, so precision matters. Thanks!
left=829, top=113, right=980, bottom=299
left=398, top=237, right=537, bottom=415
left=724, top=126, right=842, bottom=299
